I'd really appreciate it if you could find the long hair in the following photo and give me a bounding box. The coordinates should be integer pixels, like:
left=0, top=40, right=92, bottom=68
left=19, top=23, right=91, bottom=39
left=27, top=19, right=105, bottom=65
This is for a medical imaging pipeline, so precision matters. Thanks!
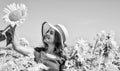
left=42, top=30, right=66, bottom=71
left=42, top=30, right=63, bottom=57
left=53, top=30, right=63, bottom=57
left=54, top=31, right=67, bottom=71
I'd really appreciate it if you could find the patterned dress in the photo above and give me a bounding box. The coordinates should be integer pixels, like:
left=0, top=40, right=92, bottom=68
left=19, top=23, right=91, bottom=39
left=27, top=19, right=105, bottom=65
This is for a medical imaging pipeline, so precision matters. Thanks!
left=34, top=47, right=65, bottom=71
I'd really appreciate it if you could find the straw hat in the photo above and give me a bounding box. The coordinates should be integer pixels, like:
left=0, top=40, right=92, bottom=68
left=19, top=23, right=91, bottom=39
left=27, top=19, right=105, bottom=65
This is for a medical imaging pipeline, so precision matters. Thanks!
left=41, top=21, right=68, bottom=47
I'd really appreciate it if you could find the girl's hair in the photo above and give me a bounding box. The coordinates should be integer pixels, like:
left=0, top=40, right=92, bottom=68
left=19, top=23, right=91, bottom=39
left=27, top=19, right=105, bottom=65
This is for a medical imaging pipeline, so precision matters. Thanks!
left=42, top=30, right=66, bottom=71
left=53, top=30, right=63, bottom=57
left=42, top=30, right=64, bottom=57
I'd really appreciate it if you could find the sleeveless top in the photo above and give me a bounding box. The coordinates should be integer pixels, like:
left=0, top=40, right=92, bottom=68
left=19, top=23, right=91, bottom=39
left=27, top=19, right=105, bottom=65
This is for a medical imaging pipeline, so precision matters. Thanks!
left=34, top=47, right=65, bottom=71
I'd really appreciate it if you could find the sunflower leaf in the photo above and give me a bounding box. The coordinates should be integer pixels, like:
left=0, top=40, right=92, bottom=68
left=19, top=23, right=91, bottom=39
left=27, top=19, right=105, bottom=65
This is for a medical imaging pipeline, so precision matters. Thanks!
left=0, top=31, right=6, bottom=41
left=5, top=28, right=13, bottom=46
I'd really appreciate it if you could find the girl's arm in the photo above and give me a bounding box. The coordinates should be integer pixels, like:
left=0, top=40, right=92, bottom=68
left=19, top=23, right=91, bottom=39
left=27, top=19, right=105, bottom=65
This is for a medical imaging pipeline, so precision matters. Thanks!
left=11, top=29, right=34, bottom=57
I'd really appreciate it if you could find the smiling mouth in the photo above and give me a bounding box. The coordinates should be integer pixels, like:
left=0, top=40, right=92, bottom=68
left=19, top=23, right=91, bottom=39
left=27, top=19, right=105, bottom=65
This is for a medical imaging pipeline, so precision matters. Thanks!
left=44, top=35, right=50, bottom=40
left=46, top=37, right=50, bottom=39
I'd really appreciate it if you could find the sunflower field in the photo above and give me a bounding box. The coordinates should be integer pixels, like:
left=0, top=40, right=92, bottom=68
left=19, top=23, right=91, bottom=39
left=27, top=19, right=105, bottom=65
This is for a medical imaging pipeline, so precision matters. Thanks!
left=0, top=31, right=120, bottom=71
left=0, top=3, right=120, bottom=71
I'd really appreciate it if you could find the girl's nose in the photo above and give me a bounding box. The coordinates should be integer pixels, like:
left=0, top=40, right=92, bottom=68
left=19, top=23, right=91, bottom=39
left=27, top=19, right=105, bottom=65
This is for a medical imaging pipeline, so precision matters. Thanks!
left=46, top=32, right=49, bottom=36
left=45, top=32, right=50, bottom=37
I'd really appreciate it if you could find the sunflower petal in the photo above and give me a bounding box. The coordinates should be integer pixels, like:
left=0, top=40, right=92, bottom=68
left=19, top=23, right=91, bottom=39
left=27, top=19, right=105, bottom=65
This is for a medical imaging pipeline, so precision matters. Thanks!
left=10, top=22, right=16, bottom=27
left=19, top=20, right=23, bottom=24
left=20, top=3, right=22, bottom=8
left=17, top=4, right=20, bottom=9
left=2, top=15, right=8, bottom=21
left=9, top=4, right=15, bottom=11
left=21, top=4, right=26, bottom=10
left=11, top=3, right=16, bottom=10
left=7, top=5, right=13, bottom=11
left=13, top=3, right=17, bottom=10
left=3, top=8, right=10, bottom=14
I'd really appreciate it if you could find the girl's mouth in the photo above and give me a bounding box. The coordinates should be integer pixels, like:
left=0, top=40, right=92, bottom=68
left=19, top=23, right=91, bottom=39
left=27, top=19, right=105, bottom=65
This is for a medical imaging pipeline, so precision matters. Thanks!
left=44, top=35, right=50, bottom=40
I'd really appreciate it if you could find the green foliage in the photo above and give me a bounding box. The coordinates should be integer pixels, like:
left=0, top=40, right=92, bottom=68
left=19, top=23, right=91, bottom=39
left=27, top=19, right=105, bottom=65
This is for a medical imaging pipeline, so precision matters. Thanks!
left=0, top=31, right=120, bottom=71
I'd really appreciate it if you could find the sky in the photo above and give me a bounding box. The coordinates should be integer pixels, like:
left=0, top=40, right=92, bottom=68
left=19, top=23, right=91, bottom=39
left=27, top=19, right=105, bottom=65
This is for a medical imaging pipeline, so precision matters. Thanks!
left=0, top=0, right=120, bottom=47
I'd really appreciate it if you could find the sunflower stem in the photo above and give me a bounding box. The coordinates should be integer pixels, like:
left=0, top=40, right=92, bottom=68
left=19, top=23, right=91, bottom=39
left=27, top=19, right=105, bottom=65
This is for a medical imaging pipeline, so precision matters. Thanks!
left=1, top=25, right=11, bottom=34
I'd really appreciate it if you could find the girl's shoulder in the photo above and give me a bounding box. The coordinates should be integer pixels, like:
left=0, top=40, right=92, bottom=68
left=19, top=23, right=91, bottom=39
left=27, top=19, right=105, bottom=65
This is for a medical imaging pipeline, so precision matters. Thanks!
left=34, top=46, right=46, bottom=63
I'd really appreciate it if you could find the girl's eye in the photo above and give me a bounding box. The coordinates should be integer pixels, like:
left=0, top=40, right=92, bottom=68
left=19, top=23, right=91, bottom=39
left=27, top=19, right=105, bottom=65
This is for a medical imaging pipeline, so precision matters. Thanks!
left=50, top=31, right=54, bottom=35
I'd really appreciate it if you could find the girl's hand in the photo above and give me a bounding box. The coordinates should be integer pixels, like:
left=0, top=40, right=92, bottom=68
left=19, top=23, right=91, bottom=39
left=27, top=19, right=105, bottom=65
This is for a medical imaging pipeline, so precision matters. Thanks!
left=46, top=53, right=57, bottom=59
left=40, top=52, right=57, bottom=60
left=40, top=52, right=60, bottom=71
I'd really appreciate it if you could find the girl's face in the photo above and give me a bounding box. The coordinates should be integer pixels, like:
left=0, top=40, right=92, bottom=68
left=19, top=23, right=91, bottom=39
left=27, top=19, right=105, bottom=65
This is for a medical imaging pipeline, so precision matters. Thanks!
left=43, top=28, right=55, bottom=44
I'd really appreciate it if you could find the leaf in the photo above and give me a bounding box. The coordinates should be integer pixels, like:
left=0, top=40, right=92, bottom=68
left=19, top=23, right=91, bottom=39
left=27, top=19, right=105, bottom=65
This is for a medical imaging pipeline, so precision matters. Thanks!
left=5, top=29, right=13, bottom=46
left=5, top=25, right=16, bottom=46
left=0, top=31, right=6, bottom=42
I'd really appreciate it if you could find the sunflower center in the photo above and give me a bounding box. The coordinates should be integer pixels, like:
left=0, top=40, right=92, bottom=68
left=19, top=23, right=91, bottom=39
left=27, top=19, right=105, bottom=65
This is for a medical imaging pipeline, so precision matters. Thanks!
left=9, top=9, right=23, bottom=22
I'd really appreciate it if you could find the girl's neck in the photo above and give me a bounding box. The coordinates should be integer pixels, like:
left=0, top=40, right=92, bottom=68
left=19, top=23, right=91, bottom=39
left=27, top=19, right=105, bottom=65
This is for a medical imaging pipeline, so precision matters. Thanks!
left=47, top=44, right=55, bottom=54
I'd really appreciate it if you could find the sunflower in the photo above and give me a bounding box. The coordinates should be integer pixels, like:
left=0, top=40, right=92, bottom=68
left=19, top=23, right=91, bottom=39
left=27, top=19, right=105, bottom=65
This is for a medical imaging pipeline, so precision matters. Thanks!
left=2, top=3, right=27, bottom=27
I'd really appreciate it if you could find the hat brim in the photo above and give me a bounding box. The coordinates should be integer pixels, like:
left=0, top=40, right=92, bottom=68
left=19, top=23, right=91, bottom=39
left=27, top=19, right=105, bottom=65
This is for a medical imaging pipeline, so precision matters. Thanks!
left=41, top=22, right=64, bottom=47
left=42, top=22, right=60, bottom=37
